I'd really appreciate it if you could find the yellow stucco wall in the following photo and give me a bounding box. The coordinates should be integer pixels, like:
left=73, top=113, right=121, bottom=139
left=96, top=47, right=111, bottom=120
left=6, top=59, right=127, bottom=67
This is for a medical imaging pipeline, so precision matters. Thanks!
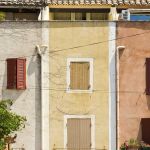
left=49, top=21, right=109, bottom=150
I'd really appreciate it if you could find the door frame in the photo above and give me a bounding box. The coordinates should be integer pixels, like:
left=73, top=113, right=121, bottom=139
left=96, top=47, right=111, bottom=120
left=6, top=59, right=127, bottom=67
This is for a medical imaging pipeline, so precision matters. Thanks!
left=64, top=115, right=95, bottom=149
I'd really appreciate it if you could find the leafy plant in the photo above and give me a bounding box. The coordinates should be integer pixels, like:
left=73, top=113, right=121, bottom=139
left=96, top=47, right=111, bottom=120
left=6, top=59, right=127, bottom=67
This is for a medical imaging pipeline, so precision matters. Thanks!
left=0, top=100, right=26, bottom=150
left=0, top=140, right=5, bottom=150
left=128, top=138, right=140, bottom=148
left=120, top=139, right=141, bottom=150
left=120, top=143, right=127, bottom=150
left=140, top=141, right=150, bottom=150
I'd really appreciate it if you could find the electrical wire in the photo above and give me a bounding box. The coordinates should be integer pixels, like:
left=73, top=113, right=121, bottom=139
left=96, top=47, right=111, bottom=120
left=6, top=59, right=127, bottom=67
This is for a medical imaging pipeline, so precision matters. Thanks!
left=0, top=30, right=149, bottom=61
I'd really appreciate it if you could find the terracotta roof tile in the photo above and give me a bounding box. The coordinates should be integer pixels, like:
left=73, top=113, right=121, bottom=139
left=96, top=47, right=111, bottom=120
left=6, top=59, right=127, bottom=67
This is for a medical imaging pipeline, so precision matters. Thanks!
left=0, top=0, right=43, bottom=5
left=0, top=0, right=150, bottom=6
left=47, top=0, right=150, bottom=5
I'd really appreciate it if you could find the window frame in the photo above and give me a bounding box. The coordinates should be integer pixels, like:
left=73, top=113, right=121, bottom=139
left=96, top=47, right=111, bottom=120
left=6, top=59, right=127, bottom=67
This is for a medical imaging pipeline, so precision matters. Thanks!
left=67, top=58, right=93, bottom=93
left=64, top=115, right=95, bottom=149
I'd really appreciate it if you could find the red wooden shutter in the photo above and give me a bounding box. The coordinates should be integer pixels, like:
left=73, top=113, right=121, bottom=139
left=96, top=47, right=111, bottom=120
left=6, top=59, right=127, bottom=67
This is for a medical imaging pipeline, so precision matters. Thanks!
left=16, top=58, right=26, bottom=90
left=146, top=58, right=150, bottom=95
left=7, top=58, right=17, bottom=89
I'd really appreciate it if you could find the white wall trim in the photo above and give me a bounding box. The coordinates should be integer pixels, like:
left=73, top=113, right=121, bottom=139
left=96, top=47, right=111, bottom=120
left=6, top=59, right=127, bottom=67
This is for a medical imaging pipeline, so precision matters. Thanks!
left=38, top=6, right=49, bottom=21
left=64, top=115, right=95, bottom=149
left=66, top=58, right=93, bottom=93
left=108, top=22, right=116, bottom=150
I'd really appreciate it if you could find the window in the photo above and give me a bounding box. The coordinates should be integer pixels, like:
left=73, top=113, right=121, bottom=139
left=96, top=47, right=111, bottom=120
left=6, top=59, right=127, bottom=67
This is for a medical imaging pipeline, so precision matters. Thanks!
left=146, top=58, right=150, bottom=95
left=67, top=118, right=91, bottom=149
left=75, top=13, right=86, bottom=20
left=67, top=58, right=93, bottom=92
left=54, top=12, right=71, bottom=20
left=130, top=14, right=150, bottom=21
left=7, top=58, right=26, bottom=90
left=64, top=115, right=95, bottom=149
left=121, top=9, right=150, bottom=21
left=90, top=13, right=109, bottom=20
left=0, top=9, right=39, bottom=21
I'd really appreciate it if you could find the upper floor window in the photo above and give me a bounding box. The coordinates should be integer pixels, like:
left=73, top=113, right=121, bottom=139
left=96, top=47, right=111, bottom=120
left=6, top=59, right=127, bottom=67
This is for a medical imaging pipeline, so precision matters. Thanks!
left=0, top=9, right=39, bottom=21
left=67, top=58, right=93, bottom=93
left=90, top=13, right=108, bottom=20
left=49, top=9, right=110, bottom=21
left=121, top=9, right=150, bottom=21
left=7, top=58, right=26, bottom=90
left=54, top=12, right=71, bottom=20
left=130, top=14, right=150, bottom=21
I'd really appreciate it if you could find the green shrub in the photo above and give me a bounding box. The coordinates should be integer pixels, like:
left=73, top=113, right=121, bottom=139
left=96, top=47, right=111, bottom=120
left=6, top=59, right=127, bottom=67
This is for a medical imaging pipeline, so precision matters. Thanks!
left=0, top=140, right=5, bottom=150
left=0, top=100, right=26, bottom=150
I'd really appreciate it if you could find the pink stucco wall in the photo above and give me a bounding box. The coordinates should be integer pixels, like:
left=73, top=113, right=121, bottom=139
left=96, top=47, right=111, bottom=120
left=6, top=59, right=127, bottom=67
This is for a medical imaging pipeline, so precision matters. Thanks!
left=117, top=22, right=150, bottom=146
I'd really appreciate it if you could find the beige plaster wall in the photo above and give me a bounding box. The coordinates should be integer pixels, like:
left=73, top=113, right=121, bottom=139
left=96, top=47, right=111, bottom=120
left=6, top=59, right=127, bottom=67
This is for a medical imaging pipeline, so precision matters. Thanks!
left=117, top=22, right=150, bottom=146
left=49, top=21, right=109, bottom=150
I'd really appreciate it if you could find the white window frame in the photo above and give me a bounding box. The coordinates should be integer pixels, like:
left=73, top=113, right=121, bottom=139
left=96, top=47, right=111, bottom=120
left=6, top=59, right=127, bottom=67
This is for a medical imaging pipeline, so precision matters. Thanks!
left=67, top=58, right=93, bottom=93
left=64, top=115, right=95, bottom=149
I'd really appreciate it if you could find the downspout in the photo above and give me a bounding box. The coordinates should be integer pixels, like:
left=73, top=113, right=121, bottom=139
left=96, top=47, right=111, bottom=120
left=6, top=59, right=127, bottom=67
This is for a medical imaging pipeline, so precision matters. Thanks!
left=36, top=45, right=50, bottom=150
left=38, top=5, right=50, bottom=150
left=109, top=21, right=116, bottom=150
left=116, top=46, right=125, bottom=150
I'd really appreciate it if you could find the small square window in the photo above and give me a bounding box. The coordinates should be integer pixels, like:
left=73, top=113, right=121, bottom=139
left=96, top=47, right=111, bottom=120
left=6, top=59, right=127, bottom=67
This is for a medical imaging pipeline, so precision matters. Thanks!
left=67, top=58, right=93, bottom=93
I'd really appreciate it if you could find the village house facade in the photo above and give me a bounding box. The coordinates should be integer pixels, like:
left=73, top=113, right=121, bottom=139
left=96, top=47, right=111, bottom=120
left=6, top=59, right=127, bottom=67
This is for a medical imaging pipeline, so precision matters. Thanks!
left=49, top=21, right=116, bottom=150
left=0, top=22, right=42, bottom=150
left=117, top=22, right=150, bottom=148
left=47, top=1, right=150, bottom=150
left=0, top=21, right=50, bottom=150
left=0, top=0, right=150, bottom=150
left=49, top=21, right=115, bottom=149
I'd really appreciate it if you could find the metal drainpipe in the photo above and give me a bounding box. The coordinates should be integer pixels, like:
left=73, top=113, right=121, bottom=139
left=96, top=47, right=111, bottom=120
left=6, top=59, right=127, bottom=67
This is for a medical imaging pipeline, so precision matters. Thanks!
left=39, top=6, right=50, bottom=150
left=116, top=46, right=125, bottom=150
left=36, top=45, right=49, bottom=150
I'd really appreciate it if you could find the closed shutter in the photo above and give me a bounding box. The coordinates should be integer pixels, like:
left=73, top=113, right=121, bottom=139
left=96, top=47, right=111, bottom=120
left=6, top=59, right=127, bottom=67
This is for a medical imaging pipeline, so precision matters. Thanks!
left=7, top=59, right=17, bottom=89
left=7, top=58, right=26, bottom=90
left=67, top=119, right=80, bottom=149
left=17, top=58, right=26, bottom=90
left=70, top=62, right=90, bottom=90
left=80, top=119, right=91, bottom=149
left=146, top=58, right=150, bottom=95
left=67, top=118, right=91, bottom=150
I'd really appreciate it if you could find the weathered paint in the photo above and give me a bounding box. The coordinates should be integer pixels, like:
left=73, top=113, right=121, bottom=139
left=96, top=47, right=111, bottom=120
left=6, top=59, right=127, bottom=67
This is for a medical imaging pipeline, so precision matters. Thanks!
left=0, top=22, right=42, bottom=150
left=117, top=22, right=150, bottom=147
left=49, top=21, right=110, bottom=150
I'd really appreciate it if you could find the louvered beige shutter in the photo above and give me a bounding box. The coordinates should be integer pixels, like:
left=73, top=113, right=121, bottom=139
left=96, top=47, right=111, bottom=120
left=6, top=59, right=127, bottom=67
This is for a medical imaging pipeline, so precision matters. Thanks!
left=67, top=119, right=80, bottom=149
left=67, top=118, right=91, bottom=149
left=80, top=119, right=91, bottom=149
left=70, top=62, right=90, bottom=90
